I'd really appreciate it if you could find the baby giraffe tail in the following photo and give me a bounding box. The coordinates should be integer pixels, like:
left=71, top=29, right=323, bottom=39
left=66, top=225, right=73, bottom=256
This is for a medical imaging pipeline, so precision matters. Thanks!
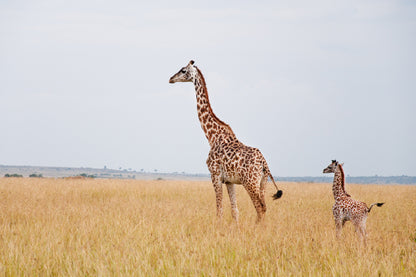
left=368, top=202, right=384, bottom=213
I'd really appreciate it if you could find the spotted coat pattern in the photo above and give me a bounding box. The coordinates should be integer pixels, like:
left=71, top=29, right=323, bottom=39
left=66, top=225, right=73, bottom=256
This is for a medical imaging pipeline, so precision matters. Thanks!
left=170, top=61, right=282, bottom=223
left=323, top=160, right=384, bottom=244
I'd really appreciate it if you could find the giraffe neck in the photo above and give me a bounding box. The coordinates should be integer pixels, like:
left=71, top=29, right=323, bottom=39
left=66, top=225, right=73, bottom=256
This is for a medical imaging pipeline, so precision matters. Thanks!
left=333, top=164, right=347, bottom=200
left=193, top=67, right=238, bottom=147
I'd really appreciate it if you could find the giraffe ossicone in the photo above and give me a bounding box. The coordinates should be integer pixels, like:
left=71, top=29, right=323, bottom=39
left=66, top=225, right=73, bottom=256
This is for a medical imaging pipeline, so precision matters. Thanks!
left=323, top=160, right=384, bottom=245
left=169, top=60, right=283, bottom=223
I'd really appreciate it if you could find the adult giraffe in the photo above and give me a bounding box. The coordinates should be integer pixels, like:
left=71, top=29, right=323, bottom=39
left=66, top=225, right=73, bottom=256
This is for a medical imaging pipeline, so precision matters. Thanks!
left=169, top=60, right=282, bottom=223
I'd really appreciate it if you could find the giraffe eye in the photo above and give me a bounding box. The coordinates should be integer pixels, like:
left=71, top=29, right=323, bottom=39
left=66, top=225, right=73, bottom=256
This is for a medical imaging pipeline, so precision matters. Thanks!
left=181, top=69, right=186, bottom=74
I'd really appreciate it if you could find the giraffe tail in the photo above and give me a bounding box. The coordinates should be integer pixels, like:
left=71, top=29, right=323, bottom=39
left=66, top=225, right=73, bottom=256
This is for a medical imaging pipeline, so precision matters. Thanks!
left=368, top=202, right=384, bottom=213
left=268, top=171, right=283, bottom=200
left=262, top=161, right=282, bottom=199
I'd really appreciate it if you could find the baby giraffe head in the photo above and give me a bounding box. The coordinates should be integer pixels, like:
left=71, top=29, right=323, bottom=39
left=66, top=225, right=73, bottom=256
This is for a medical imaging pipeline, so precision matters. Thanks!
left=323, top=160, right=339, bottom=173
left=169, top=60, right=197, bottom=83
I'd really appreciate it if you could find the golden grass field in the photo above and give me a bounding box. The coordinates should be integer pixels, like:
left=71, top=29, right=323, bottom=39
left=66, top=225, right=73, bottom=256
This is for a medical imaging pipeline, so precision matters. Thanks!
left=0, top=178, right=415, bottom=276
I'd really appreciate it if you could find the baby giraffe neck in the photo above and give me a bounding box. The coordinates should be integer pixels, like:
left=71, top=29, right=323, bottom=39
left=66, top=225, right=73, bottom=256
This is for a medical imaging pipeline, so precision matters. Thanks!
left=333, top=165, right=347, bottom=200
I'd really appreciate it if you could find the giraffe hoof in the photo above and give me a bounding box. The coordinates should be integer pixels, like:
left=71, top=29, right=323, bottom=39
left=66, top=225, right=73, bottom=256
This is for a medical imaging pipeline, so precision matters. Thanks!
left=273, top=190, right=283, bottom=200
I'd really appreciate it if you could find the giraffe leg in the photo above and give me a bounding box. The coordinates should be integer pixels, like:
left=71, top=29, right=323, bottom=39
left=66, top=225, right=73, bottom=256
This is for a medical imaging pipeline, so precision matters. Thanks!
left=354, top=223, right=362, bottom=243
left=211, top=174, right=223, bottom=220
left=259, top=176, right=267, bottom=214
left=226, top=183, right=239, bottom=222
left=333, top=208, right=343, bottom=239
left=360, top=225, right=367, bottom=247
left=244, top=181, right=265, bottom=223
left=334, top=218, right=344, bottom=239
left=354, top=220, right=368, bottom=246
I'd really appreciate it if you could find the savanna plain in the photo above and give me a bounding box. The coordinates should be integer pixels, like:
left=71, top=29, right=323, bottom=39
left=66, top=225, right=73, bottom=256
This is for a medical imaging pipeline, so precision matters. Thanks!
left=0, top=178, right=415, bottom=276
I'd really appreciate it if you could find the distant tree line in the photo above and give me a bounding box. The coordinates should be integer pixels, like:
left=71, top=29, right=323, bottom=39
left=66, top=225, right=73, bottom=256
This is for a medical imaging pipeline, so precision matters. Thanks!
left=4, top=173, right=23, bottom=178
left=77, top=173, right=96, bottom=178
left=29, top=173, right=43, bottom=178
left=4, top=173, right=43, bottom=178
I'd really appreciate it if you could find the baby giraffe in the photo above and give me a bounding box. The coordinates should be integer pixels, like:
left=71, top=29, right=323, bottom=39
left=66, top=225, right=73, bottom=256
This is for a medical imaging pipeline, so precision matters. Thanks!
left=323, top=160, right=384, bottom=245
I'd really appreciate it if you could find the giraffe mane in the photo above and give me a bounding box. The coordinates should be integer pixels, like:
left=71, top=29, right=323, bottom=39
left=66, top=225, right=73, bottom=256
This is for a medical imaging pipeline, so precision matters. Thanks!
left=195, top=66, right=236, bottom=138
left=337, top=163, right=350, bottom=197
left=337, top=163, right=345, bottom=182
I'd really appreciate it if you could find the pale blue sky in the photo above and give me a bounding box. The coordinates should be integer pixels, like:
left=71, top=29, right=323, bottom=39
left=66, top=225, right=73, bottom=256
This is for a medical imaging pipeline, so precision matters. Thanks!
left=1, top=0, right=415, bottom=176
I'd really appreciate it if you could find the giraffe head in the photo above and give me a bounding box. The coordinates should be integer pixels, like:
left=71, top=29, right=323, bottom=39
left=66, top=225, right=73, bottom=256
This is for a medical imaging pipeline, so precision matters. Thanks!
left=169, top=60, right=197, bottom=83
left=323, top=160, right=339, bottom=173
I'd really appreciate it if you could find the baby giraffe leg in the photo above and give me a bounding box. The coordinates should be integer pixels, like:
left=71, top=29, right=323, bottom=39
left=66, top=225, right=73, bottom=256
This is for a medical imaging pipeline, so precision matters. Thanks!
left=334, top=219, right=344, bottom=239
left=355, top=220, right=368, bottom=246
left=333, top=207, right=344, bottom=239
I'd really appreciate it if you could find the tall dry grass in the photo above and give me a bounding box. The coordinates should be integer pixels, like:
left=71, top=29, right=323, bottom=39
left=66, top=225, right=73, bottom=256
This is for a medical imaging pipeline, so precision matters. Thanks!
left=0, top=178, right=415, bottom=276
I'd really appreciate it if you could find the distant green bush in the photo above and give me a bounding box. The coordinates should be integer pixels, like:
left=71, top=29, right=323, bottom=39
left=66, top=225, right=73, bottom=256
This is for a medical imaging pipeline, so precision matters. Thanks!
left=4, top=173, right=23, bottom=178
left=78, top=173, right=96, bottom=178
left=29, top=173, right=43, bottom=178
